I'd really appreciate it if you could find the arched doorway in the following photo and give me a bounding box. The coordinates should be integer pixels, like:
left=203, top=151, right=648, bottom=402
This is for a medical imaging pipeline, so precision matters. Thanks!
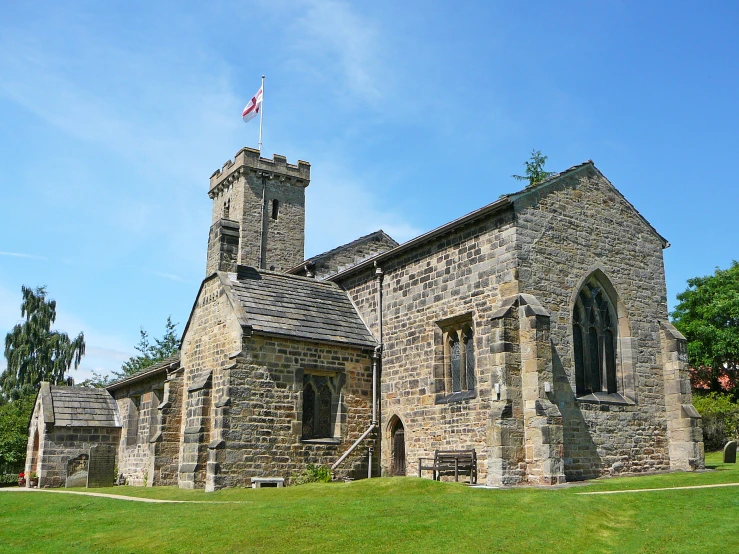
left=391, top=419, right=405, bottom=476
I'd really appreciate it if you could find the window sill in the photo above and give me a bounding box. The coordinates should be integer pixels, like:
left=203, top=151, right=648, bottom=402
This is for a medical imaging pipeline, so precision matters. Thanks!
left=435, top=390, right=477, bottom=404
left=576, top=392, right=635, bottom=406
left=299, top=437, right=341, bottom=445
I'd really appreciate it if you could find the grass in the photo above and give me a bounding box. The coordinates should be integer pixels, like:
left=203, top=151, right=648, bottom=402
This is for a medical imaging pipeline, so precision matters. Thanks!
left=1, top=452, right=738, bottom=553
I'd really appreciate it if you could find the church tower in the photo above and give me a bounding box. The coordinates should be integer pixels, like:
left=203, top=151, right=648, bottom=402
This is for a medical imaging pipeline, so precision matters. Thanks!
left=206, top=148, right=310, bottom=274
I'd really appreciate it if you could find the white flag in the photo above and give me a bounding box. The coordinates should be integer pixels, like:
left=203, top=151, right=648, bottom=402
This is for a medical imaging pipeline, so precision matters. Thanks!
left=242, top=85, right=263, bottom=123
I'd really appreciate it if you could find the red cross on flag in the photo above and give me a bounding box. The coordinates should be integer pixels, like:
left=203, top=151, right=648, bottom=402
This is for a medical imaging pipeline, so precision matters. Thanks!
left=242, top=85, right=263, bottom=123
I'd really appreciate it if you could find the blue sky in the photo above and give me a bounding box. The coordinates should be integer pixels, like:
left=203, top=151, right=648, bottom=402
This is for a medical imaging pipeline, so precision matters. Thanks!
left=1, top=1, right=737, bottom=382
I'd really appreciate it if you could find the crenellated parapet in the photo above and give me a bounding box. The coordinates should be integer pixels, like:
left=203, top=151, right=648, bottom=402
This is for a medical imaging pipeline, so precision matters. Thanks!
left=208, top=147, right=310, bottom=198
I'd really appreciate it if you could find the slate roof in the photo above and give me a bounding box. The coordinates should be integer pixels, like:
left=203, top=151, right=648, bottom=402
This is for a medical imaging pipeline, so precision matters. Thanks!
left=326, top=160, right=668, bottom=282
left=106, top=355, right=179, bottom=391
left=227, top=267, right=376, bottom=348
left=48, top=386, right=121, bottom=427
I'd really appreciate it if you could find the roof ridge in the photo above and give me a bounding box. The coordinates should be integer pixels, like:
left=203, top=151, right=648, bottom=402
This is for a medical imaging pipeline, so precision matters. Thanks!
left=287, top=230, right=398, bottom=274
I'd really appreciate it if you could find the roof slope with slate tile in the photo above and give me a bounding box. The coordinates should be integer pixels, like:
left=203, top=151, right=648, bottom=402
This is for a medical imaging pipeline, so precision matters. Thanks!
left=106, top=355, right=179, bottom=391
left=227, top=267, right=376, bottom=348
left=49, top=386, right=121, bottom=427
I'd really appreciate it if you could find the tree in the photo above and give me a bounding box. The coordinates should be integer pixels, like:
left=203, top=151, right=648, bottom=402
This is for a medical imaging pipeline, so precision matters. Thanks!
left=672, top=261, right=739, bottom=393
left=1, top=286, right=85, bottom=399
left=0, top=393, right=35, bottom=471
left=117, top=316, right=179, bottom=378
left=512, top=149, right=555, bottom=187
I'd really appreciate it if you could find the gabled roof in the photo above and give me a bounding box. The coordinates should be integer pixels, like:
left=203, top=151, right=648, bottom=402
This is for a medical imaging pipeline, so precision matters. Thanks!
left=506, top=161, right=668, bottom=247
left=225, top=267, right=376, bottom=348
left=326, top=160, right=668, bottom=282
left=287, top=230, right=399, bottom=279
left=106, top=355, right=179, bottom=392
left=37, top=383, right=121, bottom=428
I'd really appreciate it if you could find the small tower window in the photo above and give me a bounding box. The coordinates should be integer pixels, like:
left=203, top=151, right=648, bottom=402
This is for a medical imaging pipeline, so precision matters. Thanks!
left=223, top=199, right=230, bottom=219
left=271, top=199, right=279, bottom=220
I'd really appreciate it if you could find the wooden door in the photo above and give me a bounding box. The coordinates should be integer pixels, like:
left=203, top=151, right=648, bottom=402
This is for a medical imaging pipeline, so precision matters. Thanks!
left=392, top=423, right=405, bottom=476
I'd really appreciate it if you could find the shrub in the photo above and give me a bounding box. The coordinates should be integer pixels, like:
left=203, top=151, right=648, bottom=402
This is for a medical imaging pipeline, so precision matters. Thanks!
left=292, top=464, right=332, bottom=485
left=693, top=392, right=739, bottom=451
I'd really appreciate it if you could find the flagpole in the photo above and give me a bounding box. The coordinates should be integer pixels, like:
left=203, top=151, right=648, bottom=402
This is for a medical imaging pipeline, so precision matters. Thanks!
left=258, top=75, right=264, bottom=152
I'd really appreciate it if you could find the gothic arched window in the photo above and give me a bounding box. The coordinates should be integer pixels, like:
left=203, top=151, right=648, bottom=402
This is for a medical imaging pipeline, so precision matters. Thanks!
left=573, top=278, right=618, bottom=396
left=302, top=374, right=336, bottom=439
left=437, top=317, right=476, bottom=401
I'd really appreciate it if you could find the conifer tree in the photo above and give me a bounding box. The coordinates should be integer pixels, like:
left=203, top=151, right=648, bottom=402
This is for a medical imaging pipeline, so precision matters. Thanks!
left=512, top=150, right=555, bottom=187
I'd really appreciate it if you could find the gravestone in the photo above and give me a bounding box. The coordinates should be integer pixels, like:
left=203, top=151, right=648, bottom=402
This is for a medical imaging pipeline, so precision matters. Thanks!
left=87, top=444, right=116, bottom=488
left=724, top=441, right=737, bottom=464
left=65, top=453, right=89, bottom=488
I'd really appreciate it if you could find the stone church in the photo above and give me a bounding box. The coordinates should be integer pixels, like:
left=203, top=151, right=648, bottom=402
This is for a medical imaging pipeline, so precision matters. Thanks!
left=26, top=146, right=704, bottom=489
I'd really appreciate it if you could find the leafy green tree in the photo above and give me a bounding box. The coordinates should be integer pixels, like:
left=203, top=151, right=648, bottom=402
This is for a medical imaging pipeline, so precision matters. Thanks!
left=1, top=286, right=85, bottom=399
left=512, top=149, right=555, bottom=187
left=117, top=316, right=179, bottom=378
left=0, top=393, right=35, bottom=471
left=672, top=261, right=739, bottom=393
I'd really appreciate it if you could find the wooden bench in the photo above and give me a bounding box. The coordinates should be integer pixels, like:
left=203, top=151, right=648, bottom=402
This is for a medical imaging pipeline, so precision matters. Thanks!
left=417, top=449, right=477, bottom=484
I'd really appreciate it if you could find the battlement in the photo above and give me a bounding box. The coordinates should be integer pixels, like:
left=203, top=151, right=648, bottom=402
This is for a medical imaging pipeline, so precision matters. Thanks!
left=209, top=147, right=310, bottom=195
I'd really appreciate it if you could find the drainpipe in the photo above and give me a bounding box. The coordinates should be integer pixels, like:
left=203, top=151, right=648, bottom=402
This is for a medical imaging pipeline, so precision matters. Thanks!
left=331, top=264, right=384, bottom=477
left=369, top=264, right=383, bottom=477
left=373, top=263, right=383, bottom=426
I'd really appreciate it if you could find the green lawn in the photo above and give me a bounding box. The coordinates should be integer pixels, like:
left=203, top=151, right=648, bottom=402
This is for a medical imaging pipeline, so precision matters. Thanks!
left=1, top=452, right=737, bottom=553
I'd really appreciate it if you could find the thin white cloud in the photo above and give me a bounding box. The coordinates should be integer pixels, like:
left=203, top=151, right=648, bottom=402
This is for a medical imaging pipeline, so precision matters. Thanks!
left=0, top=251, right=47, bottom=260
left=147, top=269, right=188, bottom=283
left=283, top=0, right=388, bottom=107
left=0, top=21, right=241, bottom=186
left=305, top=159, right=422, bottom=257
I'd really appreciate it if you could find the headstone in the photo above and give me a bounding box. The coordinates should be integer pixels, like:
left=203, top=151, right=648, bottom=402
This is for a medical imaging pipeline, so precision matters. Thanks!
left=87, top=444, right=116, bottom=488
left=65, top=453, right=89, bottom=488
left=724, top=441, right=737, bottom=464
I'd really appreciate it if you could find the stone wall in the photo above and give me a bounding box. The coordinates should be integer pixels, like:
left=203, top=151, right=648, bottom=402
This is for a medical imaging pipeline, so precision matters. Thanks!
left=335, top=164, right=702, bottom=484
left=512, top=164, right=702, bottom=477
left=208, top=334, right=375, bottom=489
left=25, top=398, right=121, bottom=489
left=338, top=210, right=519, bottom=484
left=179, top=274, right=244, bottom=489
left=110, top=369, right=182, bottom=486
left=156, top=368, right=184, bottom=485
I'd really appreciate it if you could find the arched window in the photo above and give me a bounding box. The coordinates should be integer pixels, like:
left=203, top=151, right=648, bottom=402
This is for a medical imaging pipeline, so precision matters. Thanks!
left=302, top=374, right=336, bottom=439
left=437, top=317, right=476, bottom=402
left=573, top=277, right=618, bottom=396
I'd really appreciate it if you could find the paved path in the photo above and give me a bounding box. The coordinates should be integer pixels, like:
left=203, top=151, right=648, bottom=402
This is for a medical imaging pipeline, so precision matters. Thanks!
left=0, top=487, right=245, bottom=503
left=578, top=482, right=739, bottom=495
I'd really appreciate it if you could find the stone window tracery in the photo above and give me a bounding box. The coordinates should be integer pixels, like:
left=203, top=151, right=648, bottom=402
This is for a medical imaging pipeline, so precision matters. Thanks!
left=573, top=277, right=619, bottom=397
left=438, top=319, right=475, bottom=401
left=302, top=373, right=337, bottom=439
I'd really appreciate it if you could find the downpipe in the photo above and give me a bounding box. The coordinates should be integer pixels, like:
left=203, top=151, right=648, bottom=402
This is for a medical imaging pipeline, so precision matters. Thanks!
left=332, top=265, right=384, bottom=477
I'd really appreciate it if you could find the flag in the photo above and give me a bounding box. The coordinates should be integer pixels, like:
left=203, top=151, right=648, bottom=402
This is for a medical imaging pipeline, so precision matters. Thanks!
left=242, top=85, right=263, bottom=123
